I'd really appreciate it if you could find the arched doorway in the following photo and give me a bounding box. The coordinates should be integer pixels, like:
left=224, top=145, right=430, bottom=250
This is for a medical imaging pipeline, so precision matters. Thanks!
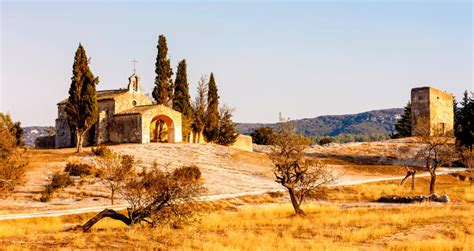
left=150, top=114, right=176, bottom=143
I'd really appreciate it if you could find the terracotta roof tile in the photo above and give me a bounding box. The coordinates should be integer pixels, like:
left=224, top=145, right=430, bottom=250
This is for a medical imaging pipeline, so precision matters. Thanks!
left=57, top=89, right=128, bottom=105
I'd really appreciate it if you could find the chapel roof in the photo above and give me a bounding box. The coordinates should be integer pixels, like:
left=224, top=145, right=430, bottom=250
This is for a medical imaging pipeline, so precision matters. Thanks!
left=115, top=104, right=180, bottom=116
left=57, top=89, right=128, bottom=105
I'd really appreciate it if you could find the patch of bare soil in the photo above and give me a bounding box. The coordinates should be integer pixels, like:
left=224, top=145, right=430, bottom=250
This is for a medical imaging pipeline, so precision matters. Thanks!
left=109, top=143, right=278, bottom=195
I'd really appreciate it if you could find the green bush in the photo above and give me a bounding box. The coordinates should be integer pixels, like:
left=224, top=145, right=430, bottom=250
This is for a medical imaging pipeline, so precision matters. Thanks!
left=318, top=137, right=334, bottom=146
left=250, top=127, right=277, bottom=145
left=64, top=162, right=95, bottom=176
left=92, top=145, right=112, bottom=157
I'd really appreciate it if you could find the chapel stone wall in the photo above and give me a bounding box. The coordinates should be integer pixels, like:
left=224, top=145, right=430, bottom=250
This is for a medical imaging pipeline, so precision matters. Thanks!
left=109, top=114, right=142, bottom=143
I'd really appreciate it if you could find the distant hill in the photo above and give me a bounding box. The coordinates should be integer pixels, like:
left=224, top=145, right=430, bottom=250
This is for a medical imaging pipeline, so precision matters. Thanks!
left=236, top=108, right=403, bottom=137
left=22, top=126, right=55, bottom=147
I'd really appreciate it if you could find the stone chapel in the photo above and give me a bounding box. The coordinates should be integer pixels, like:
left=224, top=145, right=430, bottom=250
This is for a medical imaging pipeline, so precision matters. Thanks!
left=55, top=73, right=183, bottom=148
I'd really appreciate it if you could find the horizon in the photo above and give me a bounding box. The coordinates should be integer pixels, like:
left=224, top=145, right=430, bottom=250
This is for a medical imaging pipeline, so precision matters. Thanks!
left=1, top=1, right=472, bottom=126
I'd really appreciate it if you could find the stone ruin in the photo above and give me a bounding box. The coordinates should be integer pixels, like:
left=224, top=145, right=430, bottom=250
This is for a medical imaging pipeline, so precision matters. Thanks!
left=411, top=86, right=454, bottom=137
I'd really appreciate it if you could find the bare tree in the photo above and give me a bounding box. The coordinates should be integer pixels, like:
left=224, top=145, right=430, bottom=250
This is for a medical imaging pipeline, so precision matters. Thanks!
left=270, top=115, right=335, bottom=215
left=400, top=165, right=417, bottom=191
left=96, top=153, right=135, bottom=205
left=82, top=165, right=204, bottom=231
left=191, top=75, right=208, bottom=143
left=414, top=117, right=455, bottom=194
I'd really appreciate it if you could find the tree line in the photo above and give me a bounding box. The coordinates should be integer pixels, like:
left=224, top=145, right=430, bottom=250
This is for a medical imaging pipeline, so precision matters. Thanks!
left=66, top=35, right=239, bottom=153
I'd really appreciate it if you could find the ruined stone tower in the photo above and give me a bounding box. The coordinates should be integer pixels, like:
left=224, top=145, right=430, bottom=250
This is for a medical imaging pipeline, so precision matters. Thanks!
left=411, top=86, right=454, bottom=137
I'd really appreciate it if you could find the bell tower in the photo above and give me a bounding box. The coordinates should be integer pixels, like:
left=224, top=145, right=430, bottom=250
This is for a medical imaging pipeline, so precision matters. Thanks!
left=127, top=73, right=141, bottom=93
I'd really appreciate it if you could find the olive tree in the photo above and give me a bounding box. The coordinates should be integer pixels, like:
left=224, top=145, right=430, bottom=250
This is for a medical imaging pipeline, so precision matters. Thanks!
left=96, top=153, right=135, bottom=205
left=414, top=117, right=455, bottom=194
left=270, top=115, right=335, bottom=215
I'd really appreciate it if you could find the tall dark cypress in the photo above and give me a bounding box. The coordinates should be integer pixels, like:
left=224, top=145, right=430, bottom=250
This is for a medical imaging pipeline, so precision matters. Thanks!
left=203, top=73, right=220, bottom=142
left=173, top=59, right=193, bottom=141
left=152, top=35, right=173, bottom=106
left=391, top=101, right=412, bottom=139
left=65, top=43, right=99, bottom=153
left=456, top=91, right=474, bottom=149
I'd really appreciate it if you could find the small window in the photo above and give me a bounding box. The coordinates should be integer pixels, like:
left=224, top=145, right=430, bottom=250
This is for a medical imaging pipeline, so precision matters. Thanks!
left=132, top=100, right=137, bottom=106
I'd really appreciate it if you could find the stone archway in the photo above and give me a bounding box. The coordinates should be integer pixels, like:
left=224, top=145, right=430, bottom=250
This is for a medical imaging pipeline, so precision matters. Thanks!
left=150, top=114, right=176, bottom=143
left=138, top=105, right=183, bottom=144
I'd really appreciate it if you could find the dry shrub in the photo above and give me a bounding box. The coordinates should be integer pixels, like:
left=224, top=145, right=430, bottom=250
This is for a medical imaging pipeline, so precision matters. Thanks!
left=81, top=165, right=205, bottom=231
left=40, top=172, right=74, bottom=202
left=0, top=115, right=27, bottom=196
left=91, top=145, right=112, bottom=157
left=65, top=162, right=96, bottom=177
left=173, top=165, right=201, bottom=181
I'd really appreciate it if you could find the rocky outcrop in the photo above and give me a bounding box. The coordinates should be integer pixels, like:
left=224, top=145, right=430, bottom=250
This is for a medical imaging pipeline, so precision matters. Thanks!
left=377, top=194, right=450, bottom=203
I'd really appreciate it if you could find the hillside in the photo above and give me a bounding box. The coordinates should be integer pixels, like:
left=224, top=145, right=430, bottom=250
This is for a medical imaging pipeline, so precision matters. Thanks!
left=22, top=126, right=55, bottom=147
left=236, top=108, right=403, bottom=137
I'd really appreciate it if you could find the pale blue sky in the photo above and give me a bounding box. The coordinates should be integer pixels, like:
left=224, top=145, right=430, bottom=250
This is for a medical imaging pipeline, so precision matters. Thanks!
left=1, top=1, right=472, bottom=126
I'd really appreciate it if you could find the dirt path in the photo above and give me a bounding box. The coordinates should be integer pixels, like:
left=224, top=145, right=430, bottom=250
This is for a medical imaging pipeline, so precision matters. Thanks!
left=0, top=168, right=463, bottom=221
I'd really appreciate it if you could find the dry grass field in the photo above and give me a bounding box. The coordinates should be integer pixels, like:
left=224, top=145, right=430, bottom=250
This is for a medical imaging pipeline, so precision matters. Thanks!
left=1, top=173, right=472, bottom=250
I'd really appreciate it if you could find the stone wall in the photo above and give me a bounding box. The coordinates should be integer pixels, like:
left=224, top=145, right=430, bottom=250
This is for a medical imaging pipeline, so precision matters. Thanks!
left=429, top=87, right=454, bottom=136
left=55, top=104, right=72, bottom=148
left=109, top=114, right=142, bottom=143
left=411, top=87, right=454, bottom=136
left=96, top=100, right=115, bottom=144
left=113, top=91, right=153, bottom=114
left=231, top=134, right=253, bottom=152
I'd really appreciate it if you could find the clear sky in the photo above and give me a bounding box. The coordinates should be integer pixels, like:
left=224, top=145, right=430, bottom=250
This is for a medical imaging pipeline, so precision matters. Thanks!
left=1, top=1, right=472, bottom=126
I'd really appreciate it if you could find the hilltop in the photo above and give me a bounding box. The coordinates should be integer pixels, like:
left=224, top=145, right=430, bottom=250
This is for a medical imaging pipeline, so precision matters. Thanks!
left=236, top=108, right=403, bottom=137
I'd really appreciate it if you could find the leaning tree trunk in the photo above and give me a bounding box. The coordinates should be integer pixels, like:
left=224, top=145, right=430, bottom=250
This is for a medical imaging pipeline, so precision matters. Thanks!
left=82, top=209, right=132, bottom=232
left=429, top=172, right=436, bottom=194
left=287, top=187, right=305, bottom=215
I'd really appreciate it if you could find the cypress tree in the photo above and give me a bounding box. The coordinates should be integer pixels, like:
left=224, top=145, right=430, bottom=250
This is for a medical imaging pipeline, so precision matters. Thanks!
left=191, top=75, right=208, bottom=143
left=65, top=44, right=99, bottom=153
left=456, top=91, right=474, bottom=149
left=391, top=101, right=412, bottom=139
left=216, top=107, right=239, bottom=146
left=203, top=73, right=220, bottom=142
left=173, top=59, right=193, bottom=142
left=152, top=35, right=173, bottom=106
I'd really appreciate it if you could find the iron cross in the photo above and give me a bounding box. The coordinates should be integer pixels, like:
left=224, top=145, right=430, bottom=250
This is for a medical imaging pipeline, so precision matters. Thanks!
left=132, top=58, right=138, bottom=73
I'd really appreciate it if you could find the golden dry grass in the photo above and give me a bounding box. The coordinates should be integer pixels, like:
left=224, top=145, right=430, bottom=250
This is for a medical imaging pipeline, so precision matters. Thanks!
left=319, top=172, right=474, bottom=203
left=1, top=173, right=472, bottom=250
